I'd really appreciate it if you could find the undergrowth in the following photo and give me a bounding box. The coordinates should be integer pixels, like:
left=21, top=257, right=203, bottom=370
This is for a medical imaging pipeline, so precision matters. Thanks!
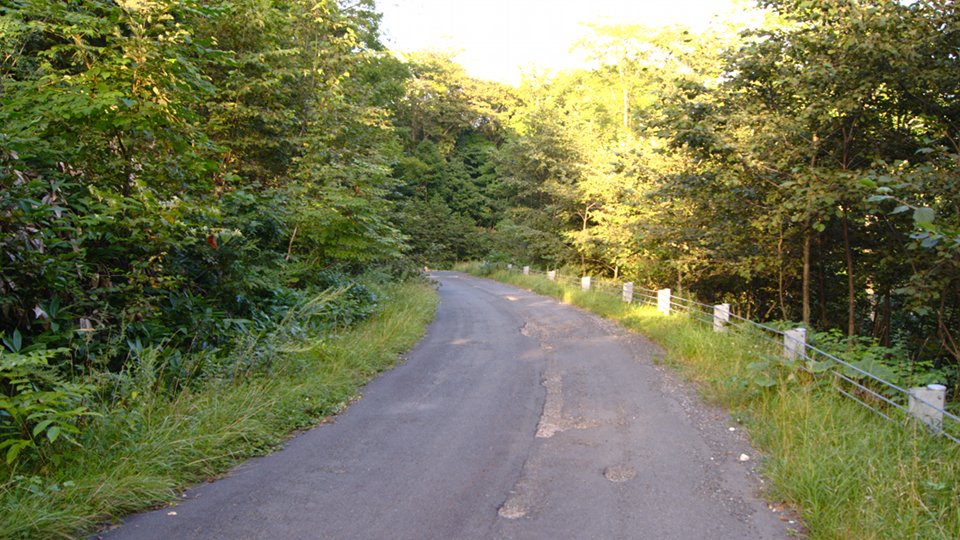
left=459, top=263, right=960, bottom=540
left=0, top=280, right=438, bottom=539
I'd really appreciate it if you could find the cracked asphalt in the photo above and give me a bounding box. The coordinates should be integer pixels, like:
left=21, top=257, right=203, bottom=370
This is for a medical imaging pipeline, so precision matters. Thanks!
left=102, top=271, right=792, bottom=539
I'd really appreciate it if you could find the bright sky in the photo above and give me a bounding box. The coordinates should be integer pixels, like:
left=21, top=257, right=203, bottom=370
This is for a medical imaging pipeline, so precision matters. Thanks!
left=375, top=0, right=754, bottom=85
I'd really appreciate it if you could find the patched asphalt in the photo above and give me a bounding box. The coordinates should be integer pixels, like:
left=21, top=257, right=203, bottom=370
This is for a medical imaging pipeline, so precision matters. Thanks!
left=101, top=271, right=792, bottom=539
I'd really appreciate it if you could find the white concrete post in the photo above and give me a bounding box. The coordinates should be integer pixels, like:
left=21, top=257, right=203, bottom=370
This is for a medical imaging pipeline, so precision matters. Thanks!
left=547, top=270, right=556, bottom=281
left=523, top=266, right=530, bottom=275
left=713, top=303, right=730, bottom=332
left=657, top=288, right=671, bottom=315
left=909, top=384, right=947, bottom=430
left=622, top=282, right=634, bottom=303
left=581, top=276, right=591, bottom=291
left=507, top=264, right=513, bottom=270
left=783, top=328, right=807, bottom=361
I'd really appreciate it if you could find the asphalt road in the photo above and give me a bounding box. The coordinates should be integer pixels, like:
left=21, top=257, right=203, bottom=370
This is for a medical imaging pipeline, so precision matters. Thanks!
left=102, top=272, right=792, bottom=539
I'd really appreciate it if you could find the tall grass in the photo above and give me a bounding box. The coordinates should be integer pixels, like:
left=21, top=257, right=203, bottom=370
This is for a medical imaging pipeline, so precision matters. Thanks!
left=0, top=281, right=438, bottom=539
left=460, top=264, right=960, bottom=540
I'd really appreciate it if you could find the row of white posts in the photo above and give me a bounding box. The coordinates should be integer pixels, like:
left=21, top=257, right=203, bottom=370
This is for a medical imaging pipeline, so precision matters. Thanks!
left=511, top=265, right=949, bottom=433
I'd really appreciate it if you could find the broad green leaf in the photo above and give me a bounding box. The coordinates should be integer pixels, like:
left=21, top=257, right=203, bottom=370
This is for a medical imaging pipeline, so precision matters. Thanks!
left=32, top=419, right=54, bottom=437
left=913, top=207, right=935, bottom=225
left=921, top=236, right=939, bottom=248
left=752, top=374, right=777, bottom=388
left=807, top=360, right=834, bottom=374
left=4, top=440, right=29, bottom=465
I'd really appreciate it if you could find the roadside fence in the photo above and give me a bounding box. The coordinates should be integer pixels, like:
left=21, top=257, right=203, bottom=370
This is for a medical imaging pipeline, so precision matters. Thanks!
left=490, top=262, right=959, bottom=446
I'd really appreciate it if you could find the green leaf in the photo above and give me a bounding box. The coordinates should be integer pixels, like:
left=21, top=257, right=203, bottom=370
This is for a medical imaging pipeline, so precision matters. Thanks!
left=32, top=419, right=54, bottom=437
left=913, top=207, right=935, bottom=226
left=46, top=426, right=61, bottom=443
left=752, top=374, right=777, bottom=388
left=891, top=205, right=911, bottom=214
left=4, top=440, right=29, bottom=465
left=807, top=360, right=834, bottom=373
left=746, top=360, right=769, bottom=372
left=921, top=236, right=939, bottom=248
left=11, top=330, right=22, bottom=353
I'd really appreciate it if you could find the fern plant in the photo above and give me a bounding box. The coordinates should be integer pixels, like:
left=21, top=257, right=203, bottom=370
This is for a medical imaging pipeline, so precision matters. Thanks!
left=0, top=332, right=92, bottom=467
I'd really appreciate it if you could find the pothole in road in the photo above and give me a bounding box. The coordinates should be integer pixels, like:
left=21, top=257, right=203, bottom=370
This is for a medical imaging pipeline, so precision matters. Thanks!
left=603, top=465, right=637, bottom=483
left=535, top=371, right=564, bottom=438
left=535, top=371, right=600, bottom=438
left=497, top=501, right=528, bottom=519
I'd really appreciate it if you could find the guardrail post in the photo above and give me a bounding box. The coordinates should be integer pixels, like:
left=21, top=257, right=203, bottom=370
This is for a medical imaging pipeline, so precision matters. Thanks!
left=581, top=276, right=591, bottom=290
left=713, top=303, right=730, bottom=332
left=523, top=266, right=529, bottom=275
left=783, top=328, right=807, bottom=360
left=507, top=264, right=513, bottom=271
left=657, top=288, right=671, bottom=315
left=909, top=384, right=947, bottom=430
left=547, top=270, right=556, bottom=281
left=622, top=282, right=634, bottom=303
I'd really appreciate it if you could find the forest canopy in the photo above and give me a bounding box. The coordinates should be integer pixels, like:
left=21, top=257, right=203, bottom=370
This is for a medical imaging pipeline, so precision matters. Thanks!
left=387, top=1, right=960, bottom=382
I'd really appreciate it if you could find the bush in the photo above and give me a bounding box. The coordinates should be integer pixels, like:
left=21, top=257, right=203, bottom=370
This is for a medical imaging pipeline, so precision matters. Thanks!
left=810, top=329, right=954, bottom=393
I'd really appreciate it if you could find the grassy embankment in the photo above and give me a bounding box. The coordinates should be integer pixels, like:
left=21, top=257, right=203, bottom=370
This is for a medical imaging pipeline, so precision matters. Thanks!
left=0, top=280, right=438, bottom=539
left=458, top=263, right=960, bottom=540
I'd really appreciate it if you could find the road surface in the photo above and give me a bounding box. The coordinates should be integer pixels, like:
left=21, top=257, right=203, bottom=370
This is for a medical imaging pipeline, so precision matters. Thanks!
left=103, top=272, right=792, bottom=539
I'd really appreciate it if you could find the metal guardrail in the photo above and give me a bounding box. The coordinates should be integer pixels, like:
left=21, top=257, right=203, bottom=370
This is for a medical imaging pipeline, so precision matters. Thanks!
left=488, top=262, right=958, bottom=446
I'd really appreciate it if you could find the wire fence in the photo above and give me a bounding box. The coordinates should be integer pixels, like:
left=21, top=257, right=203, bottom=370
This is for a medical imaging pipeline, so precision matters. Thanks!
left=488, top=262, right=959, bottom=446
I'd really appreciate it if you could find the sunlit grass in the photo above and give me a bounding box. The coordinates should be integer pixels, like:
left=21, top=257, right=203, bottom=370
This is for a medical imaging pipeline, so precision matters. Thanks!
left=0, top=281, right=439, bottom=539
left=458, top=263, right=960, bottom=540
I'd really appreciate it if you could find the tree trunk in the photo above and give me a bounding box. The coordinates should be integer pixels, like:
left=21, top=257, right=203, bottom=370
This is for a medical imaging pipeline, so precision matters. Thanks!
left=937, top=291, right=960, bottom=366
left=878, top=292, right=892, bottom=347
left=842, top=209, right=856, bottom=338
left=802, top=134, right=819, bottom=327
left=817, top=264, right=828, bottom=327
left=580, top=206, right=589, bottom=272
left=285, top=224, right=299, bottom=261
left=116, top=133, right=133, bottom=197
left=817, top=233, right=829, bottom=327
left=778, top=223, right=788, bottom=320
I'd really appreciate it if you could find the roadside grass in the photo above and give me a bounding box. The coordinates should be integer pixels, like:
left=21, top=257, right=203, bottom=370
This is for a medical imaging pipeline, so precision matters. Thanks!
left=460, top=264, right=960, bottom=540
left=0, top=280, right=438, bottom=539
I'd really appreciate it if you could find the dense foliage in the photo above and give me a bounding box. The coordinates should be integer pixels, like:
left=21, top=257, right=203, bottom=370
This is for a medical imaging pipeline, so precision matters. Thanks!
left=0, top=0, right=412, bottom=468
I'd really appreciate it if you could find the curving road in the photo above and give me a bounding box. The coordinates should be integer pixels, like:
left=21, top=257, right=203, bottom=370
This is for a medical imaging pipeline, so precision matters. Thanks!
left=102, top=272, right=791, bottom=539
